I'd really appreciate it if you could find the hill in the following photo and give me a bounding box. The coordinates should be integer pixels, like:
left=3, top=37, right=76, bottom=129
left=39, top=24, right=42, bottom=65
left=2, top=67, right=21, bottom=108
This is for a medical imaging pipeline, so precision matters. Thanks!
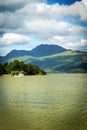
left=0, top=44, right=66, bottom=63
left=24, top=50, right=87, bottom=73
left=30, top=44, right=66, bottom=57
left=0, top=44, right=87, bottom=73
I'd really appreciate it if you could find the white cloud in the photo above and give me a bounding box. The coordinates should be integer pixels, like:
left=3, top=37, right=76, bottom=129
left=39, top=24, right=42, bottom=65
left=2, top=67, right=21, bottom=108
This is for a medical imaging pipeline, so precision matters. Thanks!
left=0, top=33, right=31, bottom=45
left=16, top=1, right=87, bottom=21
left=46, top=35, right=87, bottom=51
left=24, top=20, right=70, bottom=37
left=0, top=0, right=87, bottom=53
left=49, top=0, right=87, bottom=22
left=0, top=1, right=87, bottom=34
left=82, top=0, right=87, bottom=7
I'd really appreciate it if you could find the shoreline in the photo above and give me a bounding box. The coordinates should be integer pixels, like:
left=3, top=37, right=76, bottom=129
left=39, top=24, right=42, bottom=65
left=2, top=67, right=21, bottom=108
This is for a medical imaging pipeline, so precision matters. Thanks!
left=0, top=73, right=87, bottom=78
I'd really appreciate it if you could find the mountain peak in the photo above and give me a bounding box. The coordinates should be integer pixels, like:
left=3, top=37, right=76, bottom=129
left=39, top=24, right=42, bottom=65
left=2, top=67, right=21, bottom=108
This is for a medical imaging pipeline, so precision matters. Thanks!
left=31, top=44, right=66, bottom=57
left=1, top=44, right=67, bottom=63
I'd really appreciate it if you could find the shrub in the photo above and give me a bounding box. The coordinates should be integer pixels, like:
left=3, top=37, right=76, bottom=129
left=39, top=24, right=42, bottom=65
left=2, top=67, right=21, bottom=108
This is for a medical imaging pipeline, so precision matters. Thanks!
left=20, top=70, right=27, bottom=75
left=11, top=71, right=19, bottom=76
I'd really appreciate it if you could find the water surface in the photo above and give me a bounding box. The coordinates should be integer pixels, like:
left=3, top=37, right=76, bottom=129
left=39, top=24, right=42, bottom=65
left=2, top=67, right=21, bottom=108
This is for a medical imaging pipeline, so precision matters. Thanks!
left=0, top=74, right=87, bottom=130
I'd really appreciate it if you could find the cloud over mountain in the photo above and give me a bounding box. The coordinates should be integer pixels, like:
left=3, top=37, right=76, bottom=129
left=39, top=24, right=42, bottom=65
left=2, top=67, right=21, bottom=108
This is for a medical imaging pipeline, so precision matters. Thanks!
left=0, top=0, right=87, bottom=55
left=47, top=35, right=87, bottom=51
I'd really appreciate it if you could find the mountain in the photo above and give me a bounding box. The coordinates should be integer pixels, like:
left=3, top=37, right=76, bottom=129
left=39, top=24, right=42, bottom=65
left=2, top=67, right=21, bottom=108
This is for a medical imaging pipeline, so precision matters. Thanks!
left=24, top=50, right=87, bottom=73
left=0, top=44, right=87, bottom=73
left=30, top=44, right=66, bottom=57
left=0, top=50, right=30, bottom=63
left=0, top=44, right=66, bottom=63
left=0, top=56, right=3, bottom=59
left=5, top=49, right=29, bottom=58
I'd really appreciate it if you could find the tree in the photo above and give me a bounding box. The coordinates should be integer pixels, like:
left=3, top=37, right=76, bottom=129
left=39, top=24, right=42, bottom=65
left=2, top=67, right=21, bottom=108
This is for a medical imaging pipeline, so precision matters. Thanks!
left=11, top=60, right=21, bottom=71
left=39, top=69, right=46, bottom=75
left=25, top=64, right=34, bottom=75
left=4, top=62, right=11, bottom=74
left=0, top=60, right=46, bottom=76
left=19, top=61, right=25, bottom=71
left=0, top=63, right=6, bottom=75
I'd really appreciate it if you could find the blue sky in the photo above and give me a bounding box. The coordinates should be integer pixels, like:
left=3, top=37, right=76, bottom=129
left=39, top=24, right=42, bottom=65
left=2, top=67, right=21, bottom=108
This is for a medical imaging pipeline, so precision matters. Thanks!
left=0, top=0, right=87, bottom=56
left=47, top=0, right=81, bottom=5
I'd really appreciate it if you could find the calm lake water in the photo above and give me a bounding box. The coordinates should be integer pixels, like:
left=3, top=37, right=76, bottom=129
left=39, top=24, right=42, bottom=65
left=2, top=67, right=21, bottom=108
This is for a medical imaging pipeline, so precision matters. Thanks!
left=0, top=74, right=87, bottom=130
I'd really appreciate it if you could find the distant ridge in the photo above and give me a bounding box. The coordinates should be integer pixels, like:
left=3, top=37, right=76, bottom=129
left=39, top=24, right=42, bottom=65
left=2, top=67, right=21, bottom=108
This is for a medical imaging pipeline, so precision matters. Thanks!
left=5, top=49, right=29, bottom=58
left=0, top=44, right=87, bottom=73
left=1, top=44, right=66, bottom=61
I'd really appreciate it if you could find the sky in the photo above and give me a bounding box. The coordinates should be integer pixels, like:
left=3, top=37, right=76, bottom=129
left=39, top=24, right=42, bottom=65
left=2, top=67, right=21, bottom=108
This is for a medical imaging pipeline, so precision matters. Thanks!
left=0, top=0, right=87, bottom=56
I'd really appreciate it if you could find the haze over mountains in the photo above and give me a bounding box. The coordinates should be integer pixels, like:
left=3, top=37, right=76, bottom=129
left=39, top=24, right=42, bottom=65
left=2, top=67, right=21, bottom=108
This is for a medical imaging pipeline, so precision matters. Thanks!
left=0, top=44, right=87, bottom=73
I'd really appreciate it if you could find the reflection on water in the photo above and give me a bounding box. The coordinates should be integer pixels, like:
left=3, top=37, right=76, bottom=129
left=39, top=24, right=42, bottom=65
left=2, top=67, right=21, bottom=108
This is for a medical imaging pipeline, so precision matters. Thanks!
left=0, top=74, right=87, bottom=130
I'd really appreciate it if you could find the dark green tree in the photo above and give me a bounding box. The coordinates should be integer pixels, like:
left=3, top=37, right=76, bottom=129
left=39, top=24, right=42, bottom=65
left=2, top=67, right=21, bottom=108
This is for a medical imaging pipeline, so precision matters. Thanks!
left=11, top=60, right=21, bottom=71
left=0, top=60, right=46, bottom=76
left=0, top=63, right=6, bottom=75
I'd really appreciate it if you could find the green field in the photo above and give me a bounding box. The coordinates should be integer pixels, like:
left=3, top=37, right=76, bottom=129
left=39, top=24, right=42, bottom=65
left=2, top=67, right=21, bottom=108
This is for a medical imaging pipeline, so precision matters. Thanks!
left=0, top=74, right=87, bottom=130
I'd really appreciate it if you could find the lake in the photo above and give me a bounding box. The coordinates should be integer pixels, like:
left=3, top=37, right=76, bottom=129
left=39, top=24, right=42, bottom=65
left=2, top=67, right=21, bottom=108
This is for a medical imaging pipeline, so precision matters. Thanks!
left=0, top=74, right=87, bottom=130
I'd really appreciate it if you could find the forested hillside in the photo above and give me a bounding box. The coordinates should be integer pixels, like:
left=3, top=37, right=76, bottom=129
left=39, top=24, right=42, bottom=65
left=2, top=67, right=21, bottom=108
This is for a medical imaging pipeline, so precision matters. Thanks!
left=0, top=60, right=46, bottom=76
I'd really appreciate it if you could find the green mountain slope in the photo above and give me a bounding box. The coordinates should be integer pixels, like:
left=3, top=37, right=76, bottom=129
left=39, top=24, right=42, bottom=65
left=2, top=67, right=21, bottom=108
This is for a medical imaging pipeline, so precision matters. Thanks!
left=0, top=44, right=66, bottom=62
left=4, top=50, right=87, bottom=73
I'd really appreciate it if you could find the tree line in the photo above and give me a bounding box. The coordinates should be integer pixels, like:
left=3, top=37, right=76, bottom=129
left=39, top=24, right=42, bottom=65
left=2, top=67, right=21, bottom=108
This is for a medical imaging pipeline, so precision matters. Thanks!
left=0, top=60, right=46, bottom=76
